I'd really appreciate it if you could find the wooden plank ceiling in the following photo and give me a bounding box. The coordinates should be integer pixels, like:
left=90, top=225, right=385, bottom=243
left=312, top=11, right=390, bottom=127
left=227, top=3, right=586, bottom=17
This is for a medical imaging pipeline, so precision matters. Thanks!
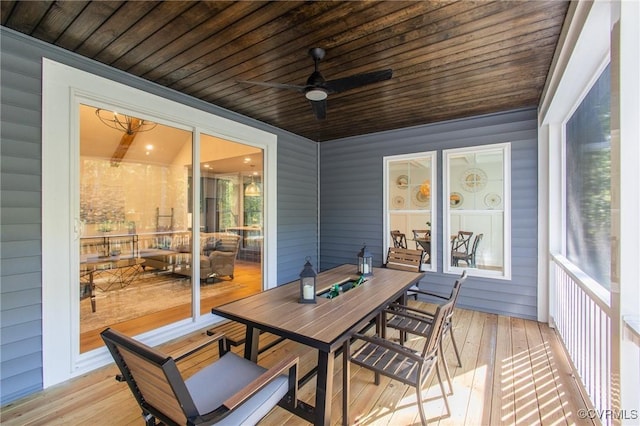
left=1, top=1, right=569, bottom=142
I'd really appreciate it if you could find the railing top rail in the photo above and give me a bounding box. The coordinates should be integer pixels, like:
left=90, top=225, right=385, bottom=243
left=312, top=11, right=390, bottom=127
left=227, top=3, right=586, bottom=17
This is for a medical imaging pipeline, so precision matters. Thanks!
left=551, top=253, right=611, bottom=313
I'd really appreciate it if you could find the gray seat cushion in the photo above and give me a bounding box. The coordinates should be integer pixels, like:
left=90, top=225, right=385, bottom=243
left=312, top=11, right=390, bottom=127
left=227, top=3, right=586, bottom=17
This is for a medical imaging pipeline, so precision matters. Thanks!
left=185, top=352, right=289, bottom=425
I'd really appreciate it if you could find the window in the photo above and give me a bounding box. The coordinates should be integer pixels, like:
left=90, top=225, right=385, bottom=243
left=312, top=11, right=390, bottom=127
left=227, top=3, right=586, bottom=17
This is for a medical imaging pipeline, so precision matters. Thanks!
left=384, top=152, right=437, bottom=271
left=444, top=143, right=511, bottom=278
left=565, top=64, right=611, bottom=288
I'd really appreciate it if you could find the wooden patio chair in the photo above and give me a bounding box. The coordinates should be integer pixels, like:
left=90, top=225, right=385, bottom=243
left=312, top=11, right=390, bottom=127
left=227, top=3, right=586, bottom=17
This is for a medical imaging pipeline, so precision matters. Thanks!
left=384, top=246, right=425, bottom=300
left=411, top=229, right=431, bottom=250
left=390, top=230, right=408, bottom=249
left=450, top=231, right=473, bottom=265
left=452, top=233, right=483, bottom=267
left=343, top=299, right=455, bottom=425
left=101, top=328, right=298, bottom=426
left=384, top=271, right=468, bottom=394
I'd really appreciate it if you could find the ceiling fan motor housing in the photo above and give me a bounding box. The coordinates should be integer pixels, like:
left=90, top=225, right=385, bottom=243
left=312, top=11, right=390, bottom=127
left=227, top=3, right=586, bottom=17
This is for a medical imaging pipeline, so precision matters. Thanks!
left=239, top=46, right=392, bottom=118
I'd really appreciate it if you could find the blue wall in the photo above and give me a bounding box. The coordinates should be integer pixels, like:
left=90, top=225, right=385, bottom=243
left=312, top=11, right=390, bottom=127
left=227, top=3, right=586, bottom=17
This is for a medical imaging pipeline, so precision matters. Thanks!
left=320, top=109, right=539, bottom=319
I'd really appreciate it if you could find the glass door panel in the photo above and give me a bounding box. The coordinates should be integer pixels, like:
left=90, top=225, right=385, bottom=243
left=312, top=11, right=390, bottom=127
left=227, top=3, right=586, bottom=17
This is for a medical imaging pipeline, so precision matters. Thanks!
left=79, top=104, right=193, bottom=352
left=199, top=134, right=263, bottom=315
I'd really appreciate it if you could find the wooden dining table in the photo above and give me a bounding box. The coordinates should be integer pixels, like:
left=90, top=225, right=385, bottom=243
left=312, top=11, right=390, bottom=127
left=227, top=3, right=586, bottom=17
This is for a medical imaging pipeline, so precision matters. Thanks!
left=211, top=263, right=424, bottom=426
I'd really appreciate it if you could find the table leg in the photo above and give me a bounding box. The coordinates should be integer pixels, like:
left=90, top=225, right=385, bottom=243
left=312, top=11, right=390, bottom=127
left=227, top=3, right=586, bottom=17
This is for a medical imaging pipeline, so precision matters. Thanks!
left=90, top=271, right=96, bottom=313
left=342, top=340, right=351, bottom=426
left=315, top=350, right=334, bottom=426
left=398, top=292, right=408, bottom=344
left=244, top=326, right=260, bottom=362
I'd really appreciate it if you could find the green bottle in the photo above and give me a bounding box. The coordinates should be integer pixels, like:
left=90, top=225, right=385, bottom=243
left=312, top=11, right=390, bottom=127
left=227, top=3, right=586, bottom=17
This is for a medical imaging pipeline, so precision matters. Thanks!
left=329, top=283, right=340, bottom=298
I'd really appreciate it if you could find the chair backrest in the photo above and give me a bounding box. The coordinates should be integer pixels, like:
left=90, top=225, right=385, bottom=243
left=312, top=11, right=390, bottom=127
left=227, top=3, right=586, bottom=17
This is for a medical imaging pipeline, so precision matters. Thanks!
left=101, top=328, right=197, bottom=425
left=390, top=230, right=407, bottom=249
left=451, top=231, right=473, bottom=254
left=411, top=229, right=430, bottom=239
left=470, top=233, right=483, bottom=256
left=447, top=271, right=468, bottom=318
left=421, top=299, right=455, bottom=358
left=411, top=229, right=430, bottom=250
left=385, top=247, right=424, bottom=272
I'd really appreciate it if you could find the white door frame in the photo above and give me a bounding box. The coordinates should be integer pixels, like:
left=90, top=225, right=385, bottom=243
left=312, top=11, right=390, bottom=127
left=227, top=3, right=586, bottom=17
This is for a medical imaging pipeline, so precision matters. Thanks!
left=42, top=59, right=278, bottom=387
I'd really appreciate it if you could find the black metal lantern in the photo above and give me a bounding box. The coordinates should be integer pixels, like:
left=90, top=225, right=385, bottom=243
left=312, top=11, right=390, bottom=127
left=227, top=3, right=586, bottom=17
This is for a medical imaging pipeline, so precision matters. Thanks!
left=299, top=256, right=317, bottom=304
left=357, top=244, right=373, bottom=277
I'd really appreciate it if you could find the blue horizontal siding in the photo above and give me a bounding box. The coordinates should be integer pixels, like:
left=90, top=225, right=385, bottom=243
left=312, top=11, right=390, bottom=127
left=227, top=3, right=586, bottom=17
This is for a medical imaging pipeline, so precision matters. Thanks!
left=320, top=108, right=539, bottom=320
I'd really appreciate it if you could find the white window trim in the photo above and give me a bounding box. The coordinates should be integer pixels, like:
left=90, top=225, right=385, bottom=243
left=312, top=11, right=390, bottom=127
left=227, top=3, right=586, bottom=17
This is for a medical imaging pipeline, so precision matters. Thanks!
left=539, top=0, right=640, bottom=411
left=42, top=59, right=278, bottom=387
left=443, top=143, right=511, bottom=280
left=540, top=1, right=612, bottom=317
left=383, top=151, right=438, bottom=272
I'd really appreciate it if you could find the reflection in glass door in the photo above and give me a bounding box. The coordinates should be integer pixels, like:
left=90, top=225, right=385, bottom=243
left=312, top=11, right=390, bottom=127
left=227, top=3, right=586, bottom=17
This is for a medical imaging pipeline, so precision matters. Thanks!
left=198, top=134, right=263, bottom=315
left=78, top=104, right=193, bottom=352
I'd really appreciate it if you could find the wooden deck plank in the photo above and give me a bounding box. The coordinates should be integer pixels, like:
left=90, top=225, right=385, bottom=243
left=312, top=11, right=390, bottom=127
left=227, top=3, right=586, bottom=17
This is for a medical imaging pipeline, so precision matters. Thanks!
left=438, top=309, right=487, bottom=425
left=524, top=320, right=568, bottom=426
left=490, top=313, right=516, bottom=425
left=539, top=323, right=595, bottom=426
left=1, top=306, right=587, bottom=426
left=511, top=316, right=543, bottom=425
left=471, top=312, right=499, bottom=426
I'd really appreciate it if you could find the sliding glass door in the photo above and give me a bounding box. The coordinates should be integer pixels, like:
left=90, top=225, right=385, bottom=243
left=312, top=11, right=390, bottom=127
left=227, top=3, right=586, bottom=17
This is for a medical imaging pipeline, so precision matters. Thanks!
left=198, top=133, right=263, bottom=315
left=42, top=59, right=277, bottom=386
left=77, top=107, right=265, bottom=353
left=79, top=104, right=193, bottom=352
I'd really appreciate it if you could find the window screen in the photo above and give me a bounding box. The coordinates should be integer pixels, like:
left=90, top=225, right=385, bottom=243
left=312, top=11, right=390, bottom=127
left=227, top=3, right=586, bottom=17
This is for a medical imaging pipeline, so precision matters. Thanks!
left=565, top=64, right=611, bottom=288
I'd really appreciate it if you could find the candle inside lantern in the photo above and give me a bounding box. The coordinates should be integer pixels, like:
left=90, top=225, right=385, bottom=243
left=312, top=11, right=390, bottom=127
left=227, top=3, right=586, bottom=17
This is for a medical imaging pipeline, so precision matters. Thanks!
left=303, top=283, right=314, bottom=300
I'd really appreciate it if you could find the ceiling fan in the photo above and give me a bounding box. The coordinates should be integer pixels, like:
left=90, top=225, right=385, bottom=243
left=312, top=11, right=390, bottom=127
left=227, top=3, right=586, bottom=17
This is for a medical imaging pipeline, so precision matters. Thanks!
left=237, top=48, right=393, bottom=120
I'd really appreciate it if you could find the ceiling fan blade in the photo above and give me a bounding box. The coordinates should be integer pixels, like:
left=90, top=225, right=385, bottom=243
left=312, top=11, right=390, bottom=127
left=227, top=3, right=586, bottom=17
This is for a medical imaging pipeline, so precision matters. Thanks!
left=323, top=69, right=393, bottom=94
left=237, top=80, right=306, bottom=92
left=309, top=99, right=327, bottom=120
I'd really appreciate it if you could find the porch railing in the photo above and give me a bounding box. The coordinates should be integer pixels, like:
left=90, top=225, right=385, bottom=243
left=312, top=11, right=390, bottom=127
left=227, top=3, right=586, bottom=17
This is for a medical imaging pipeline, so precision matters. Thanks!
left=551, top=254, right=611, bottom=424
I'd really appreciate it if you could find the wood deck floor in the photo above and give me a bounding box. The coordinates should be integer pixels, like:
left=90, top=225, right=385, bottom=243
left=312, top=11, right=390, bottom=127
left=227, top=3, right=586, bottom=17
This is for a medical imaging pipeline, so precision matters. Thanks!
left=1, top=304, right=592, bottom=426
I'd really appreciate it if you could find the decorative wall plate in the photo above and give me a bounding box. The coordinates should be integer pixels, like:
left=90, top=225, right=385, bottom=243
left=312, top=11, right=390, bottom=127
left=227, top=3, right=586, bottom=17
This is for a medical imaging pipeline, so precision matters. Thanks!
left=392, top=195, right=405, bottom=209
left=395, top=174, right=409, bottom=189
left=484, top=192, right=502, bottom=209
left=450, top=192, right=463, bottom=208
left=412, top=186, right=429, bottom=207
left=460, top=168, right=487, bottom=192
left=419, top=179, right=430, bottom=197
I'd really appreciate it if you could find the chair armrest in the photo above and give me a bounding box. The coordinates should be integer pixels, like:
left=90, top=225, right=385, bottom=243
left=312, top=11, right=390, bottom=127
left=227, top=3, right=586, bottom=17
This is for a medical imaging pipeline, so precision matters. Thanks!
left=172, top=332, right=226, bottom=362
left=352, top=333, right=423, bottom=362
left=408, top=288, right=449, bottom=300
left=387, top=302, right=435, bottom=319
left=223, top=354, right=299, bottom=411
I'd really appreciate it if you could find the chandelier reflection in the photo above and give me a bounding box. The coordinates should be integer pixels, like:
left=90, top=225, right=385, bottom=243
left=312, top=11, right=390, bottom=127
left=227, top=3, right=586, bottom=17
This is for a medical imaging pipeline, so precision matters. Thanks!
left=95, top=109, right=157, bottom=135
left=245, top=177, right=261, bottom=197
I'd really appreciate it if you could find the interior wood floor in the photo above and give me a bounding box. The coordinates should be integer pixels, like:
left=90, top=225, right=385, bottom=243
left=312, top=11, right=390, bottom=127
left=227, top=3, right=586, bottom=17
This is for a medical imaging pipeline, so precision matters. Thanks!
left=2, top=303, right=592, bottom=426
left=80, top=260, right=263, bottom=352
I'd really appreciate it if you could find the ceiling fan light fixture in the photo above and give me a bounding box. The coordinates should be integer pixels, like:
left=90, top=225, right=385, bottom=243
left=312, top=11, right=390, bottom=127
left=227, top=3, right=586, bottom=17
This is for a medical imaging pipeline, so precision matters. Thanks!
left=305, top=88, right=328, bottom=101
left=95, top=108, right=157, bottom=135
